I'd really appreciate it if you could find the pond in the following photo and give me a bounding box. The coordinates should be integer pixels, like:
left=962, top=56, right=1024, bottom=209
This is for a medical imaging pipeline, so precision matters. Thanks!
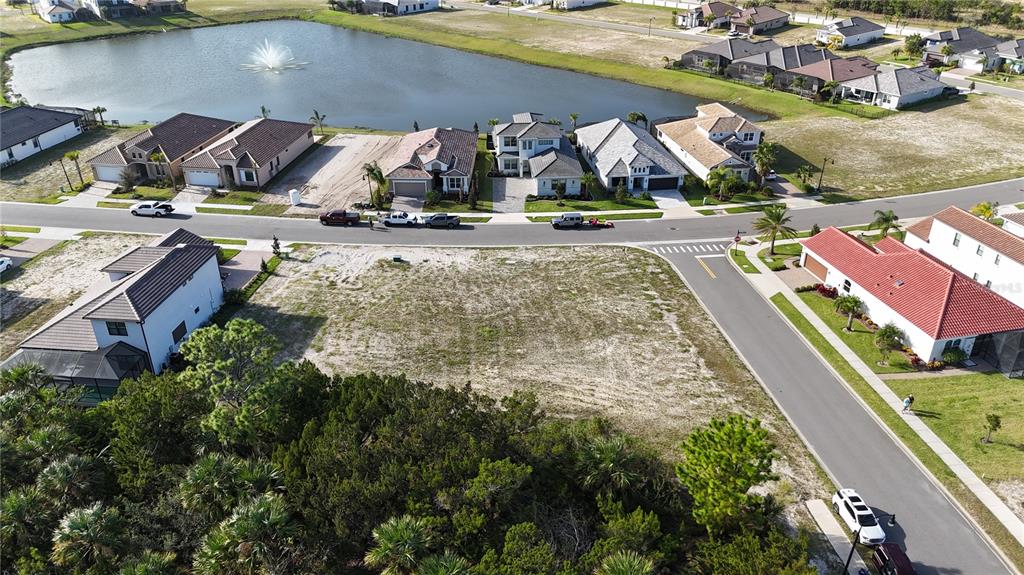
left=10, top=19, right=736, bottom=130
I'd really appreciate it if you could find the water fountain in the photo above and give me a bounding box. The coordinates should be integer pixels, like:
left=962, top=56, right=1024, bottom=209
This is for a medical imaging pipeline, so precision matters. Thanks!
left=240, top=39, right=308, bottom=73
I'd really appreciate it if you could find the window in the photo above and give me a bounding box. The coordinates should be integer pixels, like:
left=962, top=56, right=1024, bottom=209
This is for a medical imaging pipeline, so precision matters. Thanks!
left=538, top=139, right=554, bottom=147
left=976, top=244, right=984, bottom=256
left=171, top=321, right=187, bottom=344
left=995, top=254, right=1001, bottom=265
left=502, top=136, right=517, bottom=147
left=952, top=232, right=960, bottom=246
left=740, top=151, right=752, bottom=162
left=843, top=279, right=851, bottom=293
left=5, top=148, right=12, bottom=160
left=447, top=177, right=462, bottom=190
left=522, top=140, right=533, bottom=150
left=503, top=159, right=518, bottom=171
left=32, top=137, right=40, bottom=148
left=240, top=169, right=255, bottom=183
left=943, top=339, right=962, bottom=352
left=742, top=132, right=754, bottom=141
left=106, top=321, right=128, bottom=336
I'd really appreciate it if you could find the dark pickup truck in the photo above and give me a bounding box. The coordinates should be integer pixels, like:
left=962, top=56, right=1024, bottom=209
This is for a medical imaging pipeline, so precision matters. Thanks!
left=319, top=210, right=362, bottom=226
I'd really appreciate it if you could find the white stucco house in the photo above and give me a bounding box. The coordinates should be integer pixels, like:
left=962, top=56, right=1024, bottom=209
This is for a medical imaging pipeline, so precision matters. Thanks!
left=1002, top=212, right=1024, bottom=239
left=676, top=1, right=737, bottom=29
left=1, top=229, right=224, bottom=400
left=1, top=106, right=84, bottom=166
left=839, top=66, right=946, bottom=110
left=491, top=112, right=584, bottom=196
left=801, top=227, right=1024, bottom=376
left=654, top=102, right=762, bottom=183
left=905, top=206, right=1024, bottom=310
left=557, top=0, right=599, bottom=9
left=575, top=118, right=685, bottom=193
left=35, top=0, right=77, bottom=22
left=181, top=118, right=315, bottom=189
left=383, top=127, right=478, bottom=198
left=815, top=17, right=884, bottom=48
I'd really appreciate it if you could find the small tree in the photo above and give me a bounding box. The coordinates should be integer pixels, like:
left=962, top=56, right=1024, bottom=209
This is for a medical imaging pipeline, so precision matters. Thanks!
left=554, top=181, right=566, bottom=205
left=258, top=105, right=271, bottom=119
left=871, top=209, right=901, bottom=237
left=904, top=33, right=924, bottom=57
left=791, top=75, right=806, bottom=91
left=614, top=181, right=628, bottom=203
left=626, top=111, right=648, bottom=129
left=874, top=323, right=904, bottom=365
left=795, top=164, right=812, bottom=185
left=970, top=201, right=999, bottom=222
left=150, top=151, right=176, bottom=190
left=472, top=121, right=479, bottom=133
left=810, top=223, right=821, bottom=236
left=310, top=109, right=327, bottom=136
left=413, top=121, right=420, bottom=132
left=762, top=72, right=775, bottom=88
left=271, top=235, right=281, bottom=257
left=833, top=295, right=863, bottom=331
left=983, top=414, right=1001, bottom=444
left=119, top=168, right=137, bottom=195
left=569, top=112, right=580, bottom=132
left=580, top=172, right=598, bottom=199
left=969, top=80, right=976, bottom=91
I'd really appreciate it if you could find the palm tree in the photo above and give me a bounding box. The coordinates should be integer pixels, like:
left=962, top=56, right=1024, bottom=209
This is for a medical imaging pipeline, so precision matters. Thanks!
left=237, top=458, right=284, bottom=497
left=1, top=363, right=54, bottom=393
left=51, top=503, right=125, bottom=572
left=149, top=151, right=176, bottom=190
left=795, top=164, right=813, bottom=185
left=753, top=204, right=797, bottom=255
left=554, top=181, right=567, bottom=205
left=119, top=551, right=177, bottom=575
left=310, top=109, right=327, bottom=136
left=580, top=172, right=598, bottom=199
left=364, top=515, right=433, bottom=575
left=0, top=486, right=52, bottom=552
left=92, top=106, right=108, bottom=126
left=194, top=493, right=295, bottom=575
left=941, top=44, right=954, bottom=58
left=890, top=46, right=904, bottom=59
left=363, top=161, right=387, bottom=208
left=626, top=111, right=648, bottom=129
left=970, top=201, right=999, bottom=222
left=870, top=209, right=900, bottom=237
left=833, top=294, right=863, bottom=331
left=417, top=552, right=471, bottom=575
left=569, top=112, right=579, bottom=132
left=822, top=80, right=841, bottom=102
left=119, top=167, right=138, bottom=195
left=597, top=551, right=655, bottom=575
left=37, top=455, right=97, bottom=511
left=791, top=75, right=806, bottom=91
left=258, top=105, right=271, bottom=119
left=762, top=72, right=775, bottom=88
left=487, top=118, right=500, bottom=129
left=580, top=435, right=642, bottom=495
left=64, top=151, right=84, bottom=184
left=752, top=141, right=776, bottom=185
left=706, top=166, right=735, bottom=201
left=179, top=453, right=243, bottom=523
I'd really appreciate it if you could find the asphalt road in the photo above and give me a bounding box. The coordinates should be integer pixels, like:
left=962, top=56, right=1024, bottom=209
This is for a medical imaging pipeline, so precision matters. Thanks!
left=2, top=178, right=1021, bottom=246
left=941, top=71, right=1024, bottom=103
left=663, top=252, right=1010, bottom=575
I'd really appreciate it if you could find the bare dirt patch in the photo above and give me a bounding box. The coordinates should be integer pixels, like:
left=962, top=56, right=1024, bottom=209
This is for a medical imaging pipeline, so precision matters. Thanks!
left=992, top=480, right=1024, bottom=523
left=0, top=232, right=151, bottom=360
left=240, top=244, right=829, bottom=502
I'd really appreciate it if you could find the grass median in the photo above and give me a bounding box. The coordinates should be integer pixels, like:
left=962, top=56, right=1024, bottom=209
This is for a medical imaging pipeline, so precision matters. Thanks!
left=527, top=212, right=662, bottom=222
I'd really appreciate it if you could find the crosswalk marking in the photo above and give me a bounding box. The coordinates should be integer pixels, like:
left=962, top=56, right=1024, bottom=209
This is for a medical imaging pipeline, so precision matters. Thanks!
left=649, top=243, right=729, bottom=255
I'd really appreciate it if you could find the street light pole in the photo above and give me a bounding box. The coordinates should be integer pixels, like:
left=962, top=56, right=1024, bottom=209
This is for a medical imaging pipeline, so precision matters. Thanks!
left=649, top=17, right=654, bottom=36
left=51, top=159, right=73, bottom=191
left=816, top=156, right=834, bottom=193
left=842, top=513, right=896, bottom=574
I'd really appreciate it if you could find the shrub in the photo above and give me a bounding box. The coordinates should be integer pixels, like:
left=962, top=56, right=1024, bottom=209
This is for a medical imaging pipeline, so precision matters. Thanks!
left=425, top=189, right=441, bottom=207
left=614, top=182, right=628, bottom=203
left=926, top=360, right=945, bottom=371
left=224, top=289, right=245, bottom=305
left=525, top=194, right=538, bottom=202
left=942, top=348, right=967, bottom=365
left=816, top=284, right=838, bottom=299
left=640, top=191, right=653, bottom=201
left=794, top=285, right=817, bottom=293
left=799, top=182, right=816, bottom=194
left=766, top=261, right=787, bottom=272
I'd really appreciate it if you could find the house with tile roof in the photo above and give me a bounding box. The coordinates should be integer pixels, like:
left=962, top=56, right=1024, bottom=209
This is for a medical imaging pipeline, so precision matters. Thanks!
left=654, top=102, right=763, bottom=182
left=491, top=112, right=583, bottom=196
left=180, top=118, right=315, bottom=189
left=922, top=27, right=1000, bottom=69
left=679, top=37, right=780, bottom=73
left=1, top=106, right=84, bottom=166
left=1002, top=212, right=1024, bottom=239
left=575, top=118, right=685, bottom=193
left=905, top=206, right=1024, bottom=311
left=384, top=127, right=478, bottom=198
left=730, top=5, right=789, bottom=35
left=1, top=229, right=224, bottom=400
left=839, top=66, right=946, bottom=109
left=815, top=17, right=885, bottom=48
left=788, top=56, right=879, bottom=96
left=676, top=1, right=738, bottom=29
left=801, top=227, right=1024, bottom=375
left=726, top=43, right=835, bottom=88
left=88, top=112, right=236, bottom=185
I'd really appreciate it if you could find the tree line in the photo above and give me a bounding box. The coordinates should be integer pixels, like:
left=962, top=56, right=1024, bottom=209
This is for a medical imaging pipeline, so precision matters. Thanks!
left=2, top=319, right=818, bottom=574
left=825, top=0, right=1023, bottom=29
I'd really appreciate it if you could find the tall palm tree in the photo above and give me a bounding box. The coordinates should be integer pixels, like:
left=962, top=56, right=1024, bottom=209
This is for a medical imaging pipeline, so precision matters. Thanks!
left=870, top=209, right=900, bottom=237
left=580, top=435, right=642, bottom=495
left=970, top=201, right=999, bottom=222
left=258, top=105, right=271, bottom=119
left=363, top=161, right=387, bottom=208
left=149, top=151, right=176, bottom=189
left=65, top=151, right=84, bottom=184
left=119, top=550, right=177, bottom=575
left=626, top=111, right=648, bottom=129
left=364, top=515, right=433, bottom=575
left=194, top=493, right=295, bottom=575
left=822, top=80, right=841, bottom=102
left=487, top=118, right=500, bottom=129
left=795, top=164, right=812, bottom=185
left=752, top=141, right=776, bottom=185
left=569, top=112, right=579, bottom=132
left=310, top=109, right=327, bottom=136
left=580, top=172, right=598, bottom=199
left=791, top=76, right=806, bottom=91
left=753, top=204, right=797, bottom=255
left=833, top=294, right=863, bottom=331
left=417, top=552, right=471, bottom=575
left=597, top=550, right=655, bottom=575
left=92, top=106, right=108, bottom=126
left=51, top=503, right=125, bottom=572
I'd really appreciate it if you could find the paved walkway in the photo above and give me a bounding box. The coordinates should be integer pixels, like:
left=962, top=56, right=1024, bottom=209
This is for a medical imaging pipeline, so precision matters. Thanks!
left=806, top=499, right=869, bottom=575
left=735, top=239, right=1024, bottom=552
left=219, top=250, right=273, bottom=291
left=0, top=238, right=60, bottom=267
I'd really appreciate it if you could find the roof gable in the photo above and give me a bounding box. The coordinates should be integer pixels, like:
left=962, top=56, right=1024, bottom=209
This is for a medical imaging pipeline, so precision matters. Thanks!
left=909, top=206, right=1024, bottom=265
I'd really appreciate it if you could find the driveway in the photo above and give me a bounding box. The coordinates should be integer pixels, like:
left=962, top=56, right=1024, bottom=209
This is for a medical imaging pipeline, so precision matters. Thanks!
left=491, top=177, right=534, bottom=213
left=648, top=189, right=687, bottom=209
left=0, top=238, right=60, bottom=268
left=219, top=250, right=273, bottom=291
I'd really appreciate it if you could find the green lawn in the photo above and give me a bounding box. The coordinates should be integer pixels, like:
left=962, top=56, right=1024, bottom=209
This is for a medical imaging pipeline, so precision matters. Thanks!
left=107, top=186, right=175, bottom=200
left=758, top=243, right=802, bottom=259
left=217, top=248, right=241, bottom=264
left=202, top=191, right=264, bottom=205
left=696, top=209, right=717, bottom=216
left=729, top=248, right=759, bottom=274
left=798, top=291, right=915, bottom=374
left=0, top=225, right=40, bottom=234
left=769, top=293, right=1024, bottom=572
left=205, top=237, right=248, bottom=245
left=0, top=236, right=28, bottom=249
left=196, top=205, right=288, bottom=216
left=527, top=211, right=662, bottom=222
left=524, top=190, right=658, bottom=212
left=96, top=201, right=132, bottom=209
left=459, top=216, right=492, bottom=223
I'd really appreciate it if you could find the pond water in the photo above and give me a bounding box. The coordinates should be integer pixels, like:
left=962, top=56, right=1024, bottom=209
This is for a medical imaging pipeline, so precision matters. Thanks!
left=11, top=19, right=731, bottom=130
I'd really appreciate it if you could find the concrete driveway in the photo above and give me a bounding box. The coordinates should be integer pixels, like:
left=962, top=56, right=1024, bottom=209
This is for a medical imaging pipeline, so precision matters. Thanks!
left=220, top=250, right=273, bottom=291
left=491, top=177, right=535, bottom=213
left=0, top=238, right=60, bottom=268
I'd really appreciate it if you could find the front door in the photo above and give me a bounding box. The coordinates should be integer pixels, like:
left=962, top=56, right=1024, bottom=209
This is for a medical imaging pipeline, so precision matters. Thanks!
left=632, top=177, right=644, bottom=190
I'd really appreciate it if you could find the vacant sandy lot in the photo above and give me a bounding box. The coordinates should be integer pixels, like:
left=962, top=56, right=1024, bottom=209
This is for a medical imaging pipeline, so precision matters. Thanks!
left=241, top=244, right=829, bottom=501
left=0, top=233, right=151, bottom=360
left=266, top=134, right=402, bottom=214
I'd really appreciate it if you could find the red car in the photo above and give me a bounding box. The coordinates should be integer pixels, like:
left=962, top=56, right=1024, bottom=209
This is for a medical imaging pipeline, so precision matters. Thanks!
left=871, top=543, right=917, bottom=575
left=319, top=210, right=362, bottom=226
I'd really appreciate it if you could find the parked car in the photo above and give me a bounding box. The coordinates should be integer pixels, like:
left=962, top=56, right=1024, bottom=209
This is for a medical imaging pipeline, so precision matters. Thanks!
left=381, top=211, right=418, bottom=227
left=423, top=213, right=461, bottom=229
left=0, top=257, right=12, bottom=274
left=130, top=202, right=175, bottom=217
left=552, top=212, right=584, bottom=228
left=871, top=543, right=917, bottom=575
left=832, top=489, right=887, bottom=545
left=765, top=169, right=777, bottom=181
left=727, top=30, right=746, bottom=38
left=319, top=210, right=362, bottom=226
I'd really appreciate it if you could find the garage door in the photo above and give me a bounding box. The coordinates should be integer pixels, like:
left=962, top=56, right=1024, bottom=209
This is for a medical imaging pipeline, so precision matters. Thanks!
left=185, top=170, right=220, bottom=187
left=393, top=181, right=428, bottom=197
left=804, top=254, right=827, bottom=281
left=93, top=165, right=124, bottom=183
left=647, top=177, right=679, bottom=191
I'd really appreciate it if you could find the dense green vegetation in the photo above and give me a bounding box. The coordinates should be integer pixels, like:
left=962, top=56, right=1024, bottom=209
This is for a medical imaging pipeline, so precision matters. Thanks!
left=825, top=0, right=1023, bottom=28
left=1, top=319, right=818, bottom=574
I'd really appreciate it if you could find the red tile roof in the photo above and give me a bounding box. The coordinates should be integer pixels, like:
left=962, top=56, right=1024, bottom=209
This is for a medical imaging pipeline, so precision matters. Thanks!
left=802, top=227, right=1024, bottom=339
left=907, top=206, right=1024, bottom=265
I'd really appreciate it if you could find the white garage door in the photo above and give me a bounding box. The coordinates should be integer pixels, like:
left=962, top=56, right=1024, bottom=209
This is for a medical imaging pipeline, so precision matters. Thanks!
left=185, top=170, right=220, bottom=187
left=93, top=165, right=125, bottom=183
left=393, top=180, right=428, bottom=197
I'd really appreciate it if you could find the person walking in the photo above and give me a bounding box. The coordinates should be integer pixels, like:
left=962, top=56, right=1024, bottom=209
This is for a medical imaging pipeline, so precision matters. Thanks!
left=367, top=214, right=374, bottom=230
left=902, top=394, right=914, bottom=413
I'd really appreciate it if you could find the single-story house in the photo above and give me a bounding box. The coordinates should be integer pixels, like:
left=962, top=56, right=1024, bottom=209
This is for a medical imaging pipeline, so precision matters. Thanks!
left=528, top=137, right=583, bottom=197
left=1003, top=212, right=1024, bottom=239
left=384, top=127, right=478, bottom=197
left=995, top=39, right=1024, bottom=73
left=82, top=0, right=137, bottom=18
left=361, top=0, right=437, bottom=15
left=801, top=227, right=1024, bottom=376
left=788, top=56, right=879, bottom=95
left=492, top=112, right=563, bottom=177
left=905, top=206, right=1024, bottom=311
left=676, top=1, right=738, bottom=29
left=655, top=102, right=762, bottom=182
left=815, top=17, right=885, bottom=48
left=839, top=66, right=946, bottom=109
left=730, top=6, right=789, bottom=35
left=726, top=43, right=835, bottom=88
left=132, top=0, right=185, bottom=13
left=680, top=37, right=780, bottom=73
left=181, top=118, right=315, bottom=189
left=575, top=118, right=685, bottom=193
left=88, top=112, right=236, bottom=184
left=1, top=229, right=224, bottom=400
left=558, top=0, right=600, bottom=9
left=922, top=27, right=999, bottom=68
left=35, top=0, right=76, bottom=22
left=1, top=105, right=84, bottom=166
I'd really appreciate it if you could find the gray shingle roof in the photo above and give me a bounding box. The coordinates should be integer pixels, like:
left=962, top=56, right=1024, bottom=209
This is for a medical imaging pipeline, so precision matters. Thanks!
left=575, top=119, right=684, bottom=181
left=1, top=106, right=81, bottom=148
left=101, top=247, right=173, bottom=274
left=842, top=66, right=944, bottom=96
left=924, top=27, right=999, bottom=55
left=997, top=39, right=1024, bottom=59
left=494, top=113, right=562, bottom=139
left=215, top=119, right=313, bottom=168
left=528, top=137, right=583, bottom=178
left=690, top=38, right=781, bottom=60
left=823, top=16, right=884, bottom=38
left=732, top=43, right=835, bottom=70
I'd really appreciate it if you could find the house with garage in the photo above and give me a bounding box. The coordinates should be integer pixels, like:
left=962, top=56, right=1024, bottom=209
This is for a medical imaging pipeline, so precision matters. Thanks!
left=905, top=206, right=1024, bottom=310
left=839, top=65, right=946, bottom=109
left=575, top=118, right=685, bottom=194
left=88, top=112, right=236, bottom=185
left=655, top=103, right=762, bottom=183
left=815, top=17, right=885, bottom=48
left=676, top=1, right=738, bottom=29
left=787, top=56, right=879, bottom=96
left=384, top=127, right=478, bottom=198
left=726, top=43, right=835, bottom=88
left=1002, top=212, right=1024, bottom=239
left=1, top=229, right=224, bottom=401
left=801, top=227, right=1024, bottom=376
left=1, top=106, right=84, bottom=166
left=922, top=27, right=999, bottom=69
left=994, top=39, right=1024, bottom=73
left=181, top=118, right=315, bottom=189
left=730, top=6, right=789, bottom=35
left=492, top=112, right=563, bottom=176
left=360, top=0, right=437, bottom=15
left=680, top=37, right=780, bottom=73
left=34, top=0, right=77, bottom=22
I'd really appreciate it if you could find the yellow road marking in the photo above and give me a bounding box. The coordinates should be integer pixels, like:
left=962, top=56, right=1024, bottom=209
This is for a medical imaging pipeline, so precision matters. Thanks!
left=698, top=257, right=716, bottom=279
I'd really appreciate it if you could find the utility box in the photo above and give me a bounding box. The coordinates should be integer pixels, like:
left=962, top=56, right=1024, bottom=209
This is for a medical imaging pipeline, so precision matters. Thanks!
left=288, top=189, right=302, bottom=206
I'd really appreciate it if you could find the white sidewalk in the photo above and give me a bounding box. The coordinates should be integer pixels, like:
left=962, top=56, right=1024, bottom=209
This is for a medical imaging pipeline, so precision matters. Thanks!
left=806, top=499, right=869, bottom=575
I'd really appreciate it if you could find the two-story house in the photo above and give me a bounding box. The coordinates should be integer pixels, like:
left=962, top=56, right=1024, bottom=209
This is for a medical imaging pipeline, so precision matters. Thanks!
left=654, top=103, right=763, bottom=182
left=81, top=0, right=136, bottom=18
left=492, top=113, right=564, bottom=177
left=676, top=1, right=738, bottom=29
left=1, top=106, right=84, bottom=166
left=181, top=118, right=315, bottom=189
left=384, top=127, right=478, bottom=198
left=34, top=0, right=77, bottom=22
left=2, top=229, right=224, bottom=400
left=905, top=206, right=1024, bottom=310
left=575, top=118, right=685, bottom=193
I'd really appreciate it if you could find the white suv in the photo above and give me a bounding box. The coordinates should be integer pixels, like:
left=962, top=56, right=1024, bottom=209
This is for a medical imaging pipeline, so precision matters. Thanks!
left=832, top=488, right=887, bottom=545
